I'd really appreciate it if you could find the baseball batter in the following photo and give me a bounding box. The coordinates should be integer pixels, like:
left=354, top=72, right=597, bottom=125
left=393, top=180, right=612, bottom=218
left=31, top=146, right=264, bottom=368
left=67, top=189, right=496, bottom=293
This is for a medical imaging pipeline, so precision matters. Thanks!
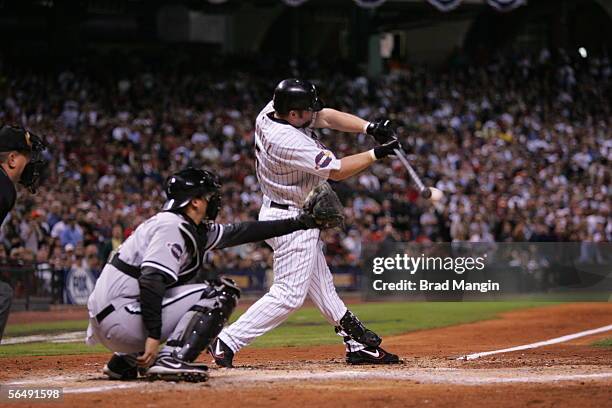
left=213, top=79, right=401, bottom=366
left=86, top=167, right=341, bottom=382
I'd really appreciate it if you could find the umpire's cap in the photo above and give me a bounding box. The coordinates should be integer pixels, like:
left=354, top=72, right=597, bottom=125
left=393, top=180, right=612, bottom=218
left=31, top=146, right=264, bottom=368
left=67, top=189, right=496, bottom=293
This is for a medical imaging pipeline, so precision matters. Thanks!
left=0, top=125, right=48, bottom=194
left=163, top=168, right=222, bottom=221
left=273, top=78, right=324, bottom=115
left=0, top=125, right=46, bottom=153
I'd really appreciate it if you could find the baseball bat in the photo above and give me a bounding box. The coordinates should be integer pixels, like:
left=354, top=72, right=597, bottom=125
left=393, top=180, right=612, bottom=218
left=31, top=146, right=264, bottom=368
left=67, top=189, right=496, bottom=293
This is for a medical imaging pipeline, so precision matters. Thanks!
left=393, top=148, right=432, bottom=199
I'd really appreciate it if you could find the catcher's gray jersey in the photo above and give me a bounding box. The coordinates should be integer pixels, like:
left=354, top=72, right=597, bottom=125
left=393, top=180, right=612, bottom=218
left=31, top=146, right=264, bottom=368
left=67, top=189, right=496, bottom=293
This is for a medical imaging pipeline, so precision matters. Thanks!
left=254, top=101, right=341, bottom=207
left=86, top=206, right=310, bottom=355
left=87, top=211, right=223, bottom=318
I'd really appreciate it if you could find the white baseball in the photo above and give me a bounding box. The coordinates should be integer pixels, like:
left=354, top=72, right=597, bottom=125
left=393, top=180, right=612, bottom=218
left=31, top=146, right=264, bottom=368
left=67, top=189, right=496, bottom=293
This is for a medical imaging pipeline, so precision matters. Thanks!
left=428, top=187, right=444, bottom=203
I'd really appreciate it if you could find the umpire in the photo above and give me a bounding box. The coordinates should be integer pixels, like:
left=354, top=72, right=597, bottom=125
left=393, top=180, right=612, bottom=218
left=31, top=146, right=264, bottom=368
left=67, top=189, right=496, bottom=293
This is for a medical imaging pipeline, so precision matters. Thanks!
left=0, top=125, right=47, bottom=342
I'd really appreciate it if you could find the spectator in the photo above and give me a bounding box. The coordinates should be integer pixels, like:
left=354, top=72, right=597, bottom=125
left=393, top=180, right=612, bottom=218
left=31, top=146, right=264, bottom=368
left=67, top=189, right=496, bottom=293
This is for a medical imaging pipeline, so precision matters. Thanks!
left=0, top=49, right=608, bottom=274
left=59, top=216, right=83, bottom=248
left=84, top=244, right=102, bottom=279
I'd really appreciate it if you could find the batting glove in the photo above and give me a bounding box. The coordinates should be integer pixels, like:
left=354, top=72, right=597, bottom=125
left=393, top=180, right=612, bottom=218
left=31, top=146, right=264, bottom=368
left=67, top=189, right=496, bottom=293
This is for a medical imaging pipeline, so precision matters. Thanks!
left=373, top=137, right=401, bottom=160
left=366, top=119, right=396, bottom=144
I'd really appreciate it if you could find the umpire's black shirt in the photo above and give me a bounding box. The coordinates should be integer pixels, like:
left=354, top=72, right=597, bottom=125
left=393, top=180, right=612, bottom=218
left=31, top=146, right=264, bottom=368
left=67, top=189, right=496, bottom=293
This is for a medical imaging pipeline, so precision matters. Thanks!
left=0, top=166, right=16, bottom=225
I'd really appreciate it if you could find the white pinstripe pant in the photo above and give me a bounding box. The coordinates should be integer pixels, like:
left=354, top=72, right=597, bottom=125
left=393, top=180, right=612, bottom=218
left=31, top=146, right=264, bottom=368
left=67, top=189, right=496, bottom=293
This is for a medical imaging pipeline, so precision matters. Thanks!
left=218, top=204, right=364, bottom=353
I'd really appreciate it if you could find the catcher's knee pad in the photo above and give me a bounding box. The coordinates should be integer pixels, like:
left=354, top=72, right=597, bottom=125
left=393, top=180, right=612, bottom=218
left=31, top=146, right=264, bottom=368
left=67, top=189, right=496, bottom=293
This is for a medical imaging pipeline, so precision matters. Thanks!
left=337, top=310, right=381, bottom=347
left=168, top=278, right=240, bottom=362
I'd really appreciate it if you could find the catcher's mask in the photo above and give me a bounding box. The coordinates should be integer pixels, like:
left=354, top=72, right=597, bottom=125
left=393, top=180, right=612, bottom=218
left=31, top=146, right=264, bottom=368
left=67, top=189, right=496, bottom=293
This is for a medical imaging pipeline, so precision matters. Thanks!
left=163, top=167, right=222, bottom=221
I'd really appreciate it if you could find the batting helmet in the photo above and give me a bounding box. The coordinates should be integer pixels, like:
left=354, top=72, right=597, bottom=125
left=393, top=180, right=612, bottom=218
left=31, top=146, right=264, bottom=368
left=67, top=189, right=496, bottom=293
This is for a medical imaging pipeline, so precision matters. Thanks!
left=162, top=167, right=222, bottom=221
left=273, top=78, right=324, bottom=115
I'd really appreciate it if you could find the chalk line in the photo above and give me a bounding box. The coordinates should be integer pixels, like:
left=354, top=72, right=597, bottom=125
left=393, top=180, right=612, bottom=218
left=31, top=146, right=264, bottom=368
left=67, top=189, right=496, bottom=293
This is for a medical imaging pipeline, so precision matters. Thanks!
left=63, top=383, right=142, bottom=394
left=2, top=331, right=86, bottom=345
left=457, top=323, right=612, bottom=361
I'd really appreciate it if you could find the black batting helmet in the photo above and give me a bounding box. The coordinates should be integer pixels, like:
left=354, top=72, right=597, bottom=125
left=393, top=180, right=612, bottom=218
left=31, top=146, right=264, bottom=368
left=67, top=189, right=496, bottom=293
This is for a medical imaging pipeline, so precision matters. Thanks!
left=163, top=167, right=222, bottom=221
left=273, top=78, right=324, bottom=115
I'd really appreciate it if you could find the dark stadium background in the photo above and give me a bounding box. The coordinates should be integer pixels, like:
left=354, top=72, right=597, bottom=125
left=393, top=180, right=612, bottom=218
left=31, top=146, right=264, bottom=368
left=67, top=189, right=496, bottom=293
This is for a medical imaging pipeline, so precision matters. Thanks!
left=0, top=0, right=610, bottom=308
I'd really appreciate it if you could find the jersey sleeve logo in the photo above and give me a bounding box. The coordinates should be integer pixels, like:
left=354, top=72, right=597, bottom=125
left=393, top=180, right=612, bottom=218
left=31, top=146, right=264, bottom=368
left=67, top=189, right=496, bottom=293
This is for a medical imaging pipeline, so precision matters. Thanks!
left=167, top=243, right=184, bottom=261
left=314, top=150, right=333, bottom=169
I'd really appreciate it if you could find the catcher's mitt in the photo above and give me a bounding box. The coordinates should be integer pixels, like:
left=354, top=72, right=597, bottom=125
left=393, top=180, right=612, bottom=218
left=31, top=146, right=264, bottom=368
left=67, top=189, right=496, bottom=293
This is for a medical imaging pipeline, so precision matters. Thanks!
left=301, top=182, right=344, bottom=229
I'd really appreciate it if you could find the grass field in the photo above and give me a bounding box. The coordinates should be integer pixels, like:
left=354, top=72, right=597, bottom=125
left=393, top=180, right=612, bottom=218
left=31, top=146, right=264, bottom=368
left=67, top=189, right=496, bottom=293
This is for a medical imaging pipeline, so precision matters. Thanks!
left=592, top=338, right=612, bottom=348
left=1, top=301, right=557, bottom=357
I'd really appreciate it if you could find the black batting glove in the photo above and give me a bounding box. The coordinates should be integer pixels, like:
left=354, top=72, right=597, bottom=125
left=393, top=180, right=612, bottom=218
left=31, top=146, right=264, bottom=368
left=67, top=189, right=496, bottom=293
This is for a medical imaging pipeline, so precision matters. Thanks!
left=373, top=137, right=401, bottom=160
left=366, top=119, right=395, bottom=144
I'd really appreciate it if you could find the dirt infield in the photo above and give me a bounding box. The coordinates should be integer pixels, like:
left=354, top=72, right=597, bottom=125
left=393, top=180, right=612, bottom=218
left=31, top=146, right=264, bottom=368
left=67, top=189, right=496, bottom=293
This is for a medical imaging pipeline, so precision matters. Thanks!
left=6, top=307, right=89, bottom=325
left=2, top=303, right=611, bottom=407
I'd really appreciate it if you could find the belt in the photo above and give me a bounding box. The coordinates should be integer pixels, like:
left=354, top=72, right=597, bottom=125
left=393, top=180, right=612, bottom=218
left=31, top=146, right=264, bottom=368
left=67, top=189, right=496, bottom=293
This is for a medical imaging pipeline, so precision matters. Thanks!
left=270, top=201, right=290, bottom=210
left=96, top=304, right=115, bottom=324
left=110, top=253, right=141, bottom=279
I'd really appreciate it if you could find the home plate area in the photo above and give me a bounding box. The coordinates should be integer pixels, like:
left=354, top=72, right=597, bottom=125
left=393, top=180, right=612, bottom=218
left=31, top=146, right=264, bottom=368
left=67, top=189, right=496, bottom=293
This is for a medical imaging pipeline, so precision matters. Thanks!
left=2, top=303, right=611, bottom=407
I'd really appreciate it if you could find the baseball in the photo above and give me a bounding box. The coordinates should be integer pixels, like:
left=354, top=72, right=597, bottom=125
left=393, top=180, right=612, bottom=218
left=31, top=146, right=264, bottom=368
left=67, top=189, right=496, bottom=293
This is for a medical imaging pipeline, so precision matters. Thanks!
left=428, top=187, right=444, bottom=203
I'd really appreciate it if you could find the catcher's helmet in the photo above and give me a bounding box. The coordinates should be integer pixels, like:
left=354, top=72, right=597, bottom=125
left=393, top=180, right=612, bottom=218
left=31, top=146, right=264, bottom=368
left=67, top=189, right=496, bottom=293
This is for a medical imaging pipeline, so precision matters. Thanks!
left=162, top=168, right=222, bottom=221
left=273, top=78, right=324, bottom=115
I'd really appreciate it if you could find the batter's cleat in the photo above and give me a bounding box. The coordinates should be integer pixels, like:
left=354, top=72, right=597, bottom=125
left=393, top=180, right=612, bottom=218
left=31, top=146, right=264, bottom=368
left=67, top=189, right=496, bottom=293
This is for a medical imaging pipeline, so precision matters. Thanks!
left=145, top=355, right=209, bottom=382
left=103, top=353, right=139, bottom=380
left=346, top=347, right=401, bottom=365
left=208, top=338, right=234, bottom=368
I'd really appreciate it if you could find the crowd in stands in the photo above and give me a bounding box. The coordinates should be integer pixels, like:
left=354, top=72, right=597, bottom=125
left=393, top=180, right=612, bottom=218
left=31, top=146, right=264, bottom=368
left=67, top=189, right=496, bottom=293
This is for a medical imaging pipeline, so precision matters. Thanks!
left=0, top=49, right=609, bottom=289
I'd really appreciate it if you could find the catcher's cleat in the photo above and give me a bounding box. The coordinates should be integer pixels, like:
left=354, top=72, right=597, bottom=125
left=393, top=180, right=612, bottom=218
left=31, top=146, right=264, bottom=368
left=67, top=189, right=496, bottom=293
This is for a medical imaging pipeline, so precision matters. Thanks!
left=346, top=347, right=401, bottom=365
left=103, top=353, right=139, bottom=380
left=208, top=338, right=234, bottom=368
left=145, top=355, right=209, bottom=382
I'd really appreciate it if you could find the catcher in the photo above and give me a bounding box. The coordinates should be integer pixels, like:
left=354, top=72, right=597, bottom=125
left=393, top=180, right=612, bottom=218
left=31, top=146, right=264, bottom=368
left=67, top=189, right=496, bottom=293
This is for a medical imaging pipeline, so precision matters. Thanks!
left=86, top=167, right=343, bottom=382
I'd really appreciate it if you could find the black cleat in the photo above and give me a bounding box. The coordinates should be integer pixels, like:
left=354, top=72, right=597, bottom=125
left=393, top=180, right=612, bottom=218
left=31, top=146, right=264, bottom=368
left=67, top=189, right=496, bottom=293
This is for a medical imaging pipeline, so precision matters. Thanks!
left=346, top=347, right=401, bottom=365
left=145, top=355, right=209, bottom=382
left=103, top=353, right=139, bottom=380
left=208, top=338, right=234, bottom=368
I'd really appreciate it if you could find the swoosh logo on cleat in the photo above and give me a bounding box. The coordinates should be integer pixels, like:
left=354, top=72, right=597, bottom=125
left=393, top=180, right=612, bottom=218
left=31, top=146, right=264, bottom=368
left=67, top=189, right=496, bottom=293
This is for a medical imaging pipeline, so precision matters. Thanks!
left=163, top=360, right=184, bottom=369
left=360, top=349, right=381, bottom=358
left=213, top=341, right=225, bottom=358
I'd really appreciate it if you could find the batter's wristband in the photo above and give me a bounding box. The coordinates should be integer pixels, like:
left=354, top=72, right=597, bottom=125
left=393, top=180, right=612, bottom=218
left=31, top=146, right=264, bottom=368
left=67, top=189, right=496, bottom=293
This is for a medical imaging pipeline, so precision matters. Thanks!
left=363, top=122, right=371, bottom=134
left=368, top=149, right=378, bottom=161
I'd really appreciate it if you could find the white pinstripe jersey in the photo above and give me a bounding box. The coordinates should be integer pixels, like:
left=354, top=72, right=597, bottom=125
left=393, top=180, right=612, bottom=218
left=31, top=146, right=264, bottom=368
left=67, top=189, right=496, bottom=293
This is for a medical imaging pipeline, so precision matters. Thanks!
left=254, top=101, right=341, bottom=207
